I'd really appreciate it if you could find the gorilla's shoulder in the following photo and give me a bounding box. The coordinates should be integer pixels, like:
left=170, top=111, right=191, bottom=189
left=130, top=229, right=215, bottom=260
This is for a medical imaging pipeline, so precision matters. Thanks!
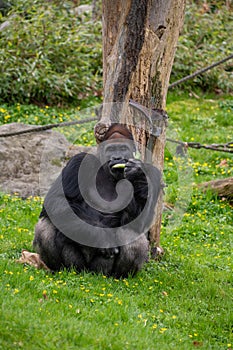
left=65, top=152, right=99, bottom=169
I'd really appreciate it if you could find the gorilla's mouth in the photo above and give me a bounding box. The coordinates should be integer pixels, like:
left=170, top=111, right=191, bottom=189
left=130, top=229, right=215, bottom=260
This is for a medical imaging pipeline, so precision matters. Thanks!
left=109, top=159, right=127, bottom=169
left=112, top=163, right=126, bottom=169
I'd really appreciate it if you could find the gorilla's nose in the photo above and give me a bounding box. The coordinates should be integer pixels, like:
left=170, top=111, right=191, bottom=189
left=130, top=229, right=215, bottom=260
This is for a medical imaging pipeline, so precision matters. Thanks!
left=111, top=156, right=122, bottom=161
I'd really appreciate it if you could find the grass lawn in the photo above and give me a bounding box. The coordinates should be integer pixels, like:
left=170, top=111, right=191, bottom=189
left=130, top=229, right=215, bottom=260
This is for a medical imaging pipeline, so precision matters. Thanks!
left=0, top=92, right=232, bottom=349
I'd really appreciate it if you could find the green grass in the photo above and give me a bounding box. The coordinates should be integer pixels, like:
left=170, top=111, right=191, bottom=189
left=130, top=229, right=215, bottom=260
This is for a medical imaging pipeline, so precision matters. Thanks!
left=0, top=92, right=233, bottom=349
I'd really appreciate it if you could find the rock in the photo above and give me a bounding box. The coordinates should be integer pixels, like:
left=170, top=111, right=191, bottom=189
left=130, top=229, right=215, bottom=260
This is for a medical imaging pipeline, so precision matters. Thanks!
left=73, top=5, right=93, bottom=16
left=0, top=123, right=94, bottom=198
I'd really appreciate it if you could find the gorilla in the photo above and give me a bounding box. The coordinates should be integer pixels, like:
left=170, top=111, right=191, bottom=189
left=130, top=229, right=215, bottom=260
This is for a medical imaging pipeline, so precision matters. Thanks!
left=33, top=124, right=161, bottom=278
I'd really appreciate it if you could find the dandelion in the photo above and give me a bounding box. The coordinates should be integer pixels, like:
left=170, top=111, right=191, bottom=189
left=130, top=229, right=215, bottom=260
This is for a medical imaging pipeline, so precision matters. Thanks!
left=13, top=289, right=19, bottom=294
left=152, top=324, right=157, bottom=329
left=159, top=328, right=168, bottom=333
left=29, top=276, right=34, bottom=281
left=4, top=115, right=11, bottom=121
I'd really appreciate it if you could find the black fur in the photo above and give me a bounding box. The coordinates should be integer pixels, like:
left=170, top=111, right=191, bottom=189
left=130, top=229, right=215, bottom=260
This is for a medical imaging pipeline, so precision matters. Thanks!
left=34, top=141, right=161, bottom=278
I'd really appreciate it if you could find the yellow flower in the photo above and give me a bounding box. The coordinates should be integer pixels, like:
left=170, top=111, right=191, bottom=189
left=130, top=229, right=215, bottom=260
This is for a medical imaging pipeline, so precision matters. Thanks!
left=159, top=328, right=168, bottom=333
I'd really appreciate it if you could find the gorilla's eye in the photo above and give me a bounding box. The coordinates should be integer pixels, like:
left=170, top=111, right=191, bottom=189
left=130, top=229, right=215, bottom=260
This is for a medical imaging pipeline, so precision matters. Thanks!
left=120, top=145, right=129, bottom=152
left=106, top=146, right=116, bottom=153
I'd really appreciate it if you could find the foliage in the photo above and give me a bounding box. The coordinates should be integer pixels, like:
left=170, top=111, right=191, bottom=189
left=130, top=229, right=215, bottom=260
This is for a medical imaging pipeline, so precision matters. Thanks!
left=0, top=93, right=233, bottom=349
left=0, top=0, right=232, bottom=106
left=0, top=0, right=102, bottom=106
left=170, top=1, right=233, bottom=93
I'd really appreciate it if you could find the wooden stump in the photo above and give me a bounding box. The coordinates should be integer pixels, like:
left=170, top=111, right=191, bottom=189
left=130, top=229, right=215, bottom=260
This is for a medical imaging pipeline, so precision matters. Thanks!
left=199, top=177, right=233, bottom=201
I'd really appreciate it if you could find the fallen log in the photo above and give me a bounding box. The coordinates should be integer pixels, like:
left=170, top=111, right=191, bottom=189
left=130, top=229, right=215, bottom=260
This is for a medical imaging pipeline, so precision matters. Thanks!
left=199, top=177, right=233, bottom=200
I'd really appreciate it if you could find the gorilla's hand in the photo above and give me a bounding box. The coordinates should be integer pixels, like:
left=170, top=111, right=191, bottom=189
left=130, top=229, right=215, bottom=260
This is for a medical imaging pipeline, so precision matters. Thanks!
left=124, top=159, right=144, bottom=180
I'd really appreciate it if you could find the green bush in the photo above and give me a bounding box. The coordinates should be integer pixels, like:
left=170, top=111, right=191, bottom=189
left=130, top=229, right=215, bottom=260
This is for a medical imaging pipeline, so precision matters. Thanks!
left=171, top=1, right=233, bottom=93
left=0, top=0, right=102, bottom=105
left=0, top=0, right=232, bottom=106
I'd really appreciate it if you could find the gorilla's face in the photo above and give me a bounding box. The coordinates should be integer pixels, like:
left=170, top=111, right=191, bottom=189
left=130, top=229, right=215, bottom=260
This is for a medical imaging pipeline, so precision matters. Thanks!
left=99, top=140, right=135, bottom=179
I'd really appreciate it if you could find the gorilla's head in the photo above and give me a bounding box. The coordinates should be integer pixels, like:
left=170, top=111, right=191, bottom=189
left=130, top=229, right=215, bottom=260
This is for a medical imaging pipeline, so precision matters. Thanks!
left=98, top=124, right=136, bottom=179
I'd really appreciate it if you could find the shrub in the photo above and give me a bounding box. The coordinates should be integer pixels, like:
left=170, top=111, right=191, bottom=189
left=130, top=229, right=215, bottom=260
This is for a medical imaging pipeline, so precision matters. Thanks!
left=0, top=0, right=232, bottom=106
left=0, top=0, right=102, bottom=106
left=171, top=1, right=233, bottom=93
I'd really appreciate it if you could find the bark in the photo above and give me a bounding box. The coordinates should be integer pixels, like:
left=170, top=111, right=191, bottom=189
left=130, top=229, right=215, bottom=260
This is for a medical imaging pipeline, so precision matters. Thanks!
left=95, top=0, right=186, bottom=253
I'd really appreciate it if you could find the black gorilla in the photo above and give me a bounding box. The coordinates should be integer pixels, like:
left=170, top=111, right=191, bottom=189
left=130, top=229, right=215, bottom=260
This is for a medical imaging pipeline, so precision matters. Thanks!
left=33, top=124, right=161, bottom=278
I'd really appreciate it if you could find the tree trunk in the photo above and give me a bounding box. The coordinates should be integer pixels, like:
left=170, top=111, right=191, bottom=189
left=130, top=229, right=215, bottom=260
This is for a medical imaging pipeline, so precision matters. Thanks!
left=95, top=0, right=186, bottom=254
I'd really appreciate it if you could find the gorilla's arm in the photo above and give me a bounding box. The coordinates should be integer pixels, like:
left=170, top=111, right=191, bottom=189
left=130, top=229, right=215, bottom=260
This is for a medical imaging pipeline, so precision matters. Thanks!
left=121, top=159, right=161, bottom=233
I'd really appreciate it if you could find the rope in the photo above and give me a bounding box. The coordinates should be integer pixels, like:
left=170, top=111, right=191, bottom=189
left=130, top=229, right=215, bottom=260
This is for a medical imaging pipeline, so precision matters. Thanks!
left=169, top=53, right=233, bottom=89
left=166, top=138, right=233, bottom=153
left=0, top=117, right=97, bottom=138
